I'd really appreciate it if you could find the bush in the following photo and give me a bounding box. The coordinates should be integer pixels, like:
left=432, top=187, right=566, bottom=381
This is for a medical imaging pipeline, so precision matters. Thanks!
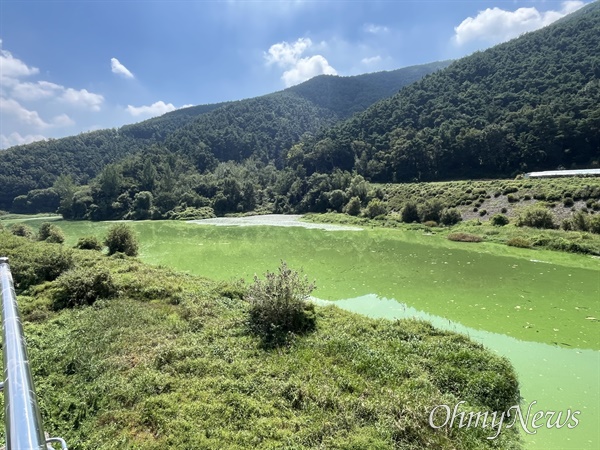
left=491, top=214, right=510, bottom=226
left=104, top=224, right=139, bottom=256
left=37, top=222, right=65, bottom=244
left=418, top=200, right=443, bottom=223
left=10, top=223, right=34, bottom=239
left=440, top=208, right=462, bottom=226
left=401, top=202, right=420, bottom=223
left=74, top=236, right=103, bottom=251
left=447, top=233, right=483, bottom=243
left=506, top=237, right=531, bottom=248
left=364, top=199, right=387, bottom=219
left=53, top=266, right=117, bottom=309
left=246, top=261, right=316, bottom=346
left=343, top=196, right=362, bottom=216
left=590, top=215, right=600, bottom=234
left=516, top=206, right=556, bottom=229
left=563, top=198, right=575, bottom=207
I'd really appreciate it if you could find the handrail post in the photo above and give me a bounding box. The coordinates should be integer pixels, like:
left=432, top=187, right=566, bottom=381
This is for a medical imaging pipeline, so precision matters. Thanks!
left=0, top=256, right=47, bottom=449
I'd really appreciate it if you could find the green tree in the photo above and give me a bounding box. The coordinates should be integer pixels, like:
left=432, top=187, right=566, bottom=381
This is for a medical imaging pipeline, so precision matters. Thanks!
left=104, top=224, right=139, bottom=256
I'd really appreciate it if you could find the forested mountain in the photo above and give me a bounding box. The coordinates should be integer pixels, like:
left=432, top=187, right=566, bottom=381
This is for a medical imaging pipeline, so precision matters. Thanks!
left=0, top=61, right=449, bottom=210
left=292, top=1, right=600, bottom=182
left=2, top=2, right=599, bottom=221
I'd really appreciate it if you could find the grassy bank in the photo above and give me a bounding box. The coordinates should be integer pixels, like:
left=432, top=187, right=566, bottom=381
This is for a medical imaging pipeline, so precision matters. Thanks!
left=0, top=231, right=521, bottom=449
left=304, top=212, right=600, bottom=256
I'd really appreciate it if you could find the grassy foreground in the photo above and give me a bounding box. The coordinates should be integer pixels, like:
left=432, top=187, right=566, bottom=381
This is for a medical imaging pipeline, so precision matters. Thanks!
left=0, top=231, right=521, bottom=449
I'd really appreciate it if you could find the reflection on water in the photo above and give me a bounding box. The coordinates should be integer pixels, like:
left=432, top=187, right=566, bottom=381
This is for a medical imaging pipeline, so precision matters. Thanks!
left=315, top=295, right=599, bottom=450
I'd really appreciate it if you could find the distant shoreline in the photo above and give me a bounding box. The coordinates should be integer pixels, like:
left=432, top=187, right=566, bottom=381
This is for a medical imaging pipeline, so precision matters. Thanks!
left=187, top=214, right=363, bottom=231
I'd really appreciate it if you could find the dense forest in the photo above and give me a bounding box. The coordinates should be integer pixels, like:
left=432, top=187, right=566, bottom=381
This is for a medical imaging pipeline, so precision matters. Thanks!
left=0, top=61, right=449, bottom=212
left=294, top=1, right=600, bottom=182
left=1, top=2, right=599, bottom=221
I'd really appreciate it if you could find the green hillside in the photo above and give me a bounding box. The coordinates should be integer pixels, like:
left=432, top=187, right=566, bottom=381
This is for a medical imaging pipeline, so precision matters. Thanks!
left=0, top=62, right=449, bottom=211
left=294, top=1, right=600, bottom=181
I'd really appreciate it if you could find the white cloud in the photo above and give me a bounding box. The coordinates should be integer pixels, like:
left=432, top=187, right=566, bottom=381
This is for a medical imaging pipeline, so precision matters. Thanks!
left=126, top=101, right=176, bottom=117
left=111, top=57, right=134, bottom=79
left=10, top=82, right=103, bottom=111
left=11, top=81, right=62, bottom=101
left=0, top=40, right=39, bottom=86
left=364, top=23, right=389, bottom=34
left=52, top=113, right=75, bottom=127
left=61, top=88, right=104, bottom=111
left=282, top=55, right=337, bottom=87
left=0, top=132, right=47, bottom=149
left=361, top=55, right=382, bottom=66
left=454, top=1, right=585, bottom=46
left=265, top=38, right=313, bottom=67
left=265, top=38, right=337, bottom=87
left=0, top=97, right=51, bottom=128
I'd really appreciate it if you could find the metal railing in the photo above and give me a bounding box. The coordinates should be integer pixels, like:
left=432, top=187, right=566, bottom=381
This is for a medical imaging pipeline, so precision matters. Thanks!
left=0, top=257, right=67, bottom=450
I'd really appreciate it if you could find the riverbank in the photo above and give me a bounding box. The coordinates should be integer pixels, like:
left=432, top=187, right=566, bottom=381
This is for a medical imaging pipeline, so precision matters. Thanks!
left=302, top=212, right=600, bottom=256
left=0, top=229, right=522, bottom=449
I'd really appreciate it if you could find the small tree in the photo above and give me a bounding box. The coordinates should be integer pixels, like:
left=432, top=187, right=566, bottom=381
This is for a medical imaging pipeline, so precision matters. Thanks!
left=343, top=196, right=362, bottom=216
left=401, top=201, right=420, bottom=223
left=440, top=208, right=462, bottom=226
left=246, top=261, right=316, bottom=346
left=365, top=198, right=387, bottom=219
left=104, top=224, right=139, bottom=256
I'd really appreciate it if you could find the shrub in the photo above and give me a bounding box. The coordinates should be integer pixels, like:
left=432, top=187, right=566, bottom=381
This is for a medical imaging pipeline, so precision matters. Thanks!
left=501, top=207, right=508, bottom=214
left=440, top=208, right=462, bottom=226
left=572, top=211, right=589, bottom=232
left=104, top=224, right=139, bottom=256
left=491, top=214, right=509, bottom=226
left=589, top=215, right=600, bottom=234
left=5, top=244, right=74, bottom=289
left=418, top=200, right=443, bottom=223
left=506, top=237, right=531, bottom=248
left=74, top=236, right=103, bottom=251
left=364, top=199, right=387, bottom=219
left=53, top=266, right=117, bottom=309
left=37, top=222, right=65, bottom=244
left=422, top=220, right=438, bottom=227
left=401, top=202, right=420, bottom=223
left=516, top=206, right=556, bottom=229
left=563, top=198, right=575, bottom=207
left=479, top=209, right=487, bottom=216
left=10, top=223, right=34, bottom=239
left=507, top=194, right=519, bottom=203
left=447, top=233, right=483, bottom=243
left=170, top=206, right=216, bottom=221
left=246, top=261, right=316, bottom=346
left=343, top=196, right=362, bottom=216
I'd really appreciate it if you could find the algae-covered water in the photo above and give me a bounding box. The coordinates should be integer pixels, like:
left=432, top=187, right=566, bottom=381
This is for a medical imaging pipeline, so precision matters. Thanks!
left=11, top=217, right=600, bottom=449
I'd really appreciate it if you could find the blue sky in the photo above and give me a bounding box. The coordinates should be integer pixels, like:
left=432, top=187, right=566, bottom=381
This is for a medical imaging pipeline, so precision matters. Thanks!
left=0, top=0, right=591, bottom=149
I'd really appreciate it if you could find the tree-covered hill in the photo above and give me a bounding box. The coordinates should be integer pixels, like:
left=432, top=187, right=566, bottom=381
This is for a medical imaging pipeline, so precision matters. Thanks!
left=0, top=61, right=449, bottom=210
left=293, top=1, right=600, bottom=182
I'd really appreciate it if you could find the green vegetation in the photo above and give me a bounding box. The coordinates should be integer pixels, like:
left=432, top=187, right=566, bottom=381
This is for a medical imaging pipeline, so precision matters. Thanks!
left=37, top=222, right=65, bottom=244
left=0, top=63, right=449, bottom=213
left=74, top=235, right=103, bottom=251
left=246, top=261, right=316, bottom=347
left=1, top=3, right=599, bottom=223
left=104, top=224, right=139, bottom=256
left=0, top=230, right=522, bottom=449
